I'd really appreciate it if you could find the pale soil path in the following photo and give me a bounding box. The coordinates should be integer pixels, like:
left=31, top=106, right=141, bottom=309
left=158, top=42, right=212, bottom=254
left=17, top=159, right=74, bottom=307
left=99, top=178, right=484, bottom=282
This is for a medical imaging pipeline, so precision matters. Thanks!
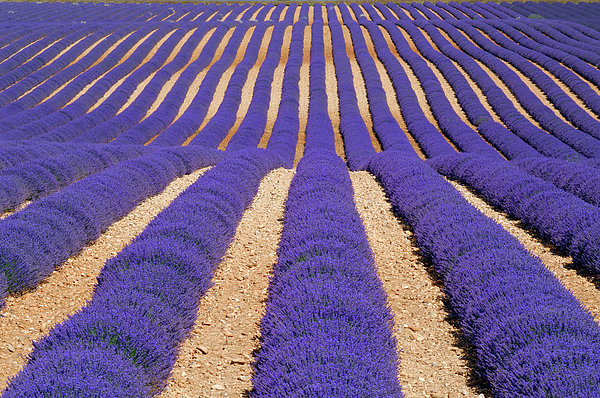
left=184, top=27, right=255, bottom=145
left=92, top=28, right=183, bottom=113
left=380, top=26, right=460, bottom=153
left=343, top=25, right=382, bottom=152
left=174, top=27, right=235, bottom=123
left=161, top=168, right=294, bottom=398
left=16, top=32, right=111, bottom=102
left=351, top=171, right=484, bottom=398
left=323, top=24, right=346, bottom=161
left=397, top=26, right=505, bottom=158
left=475, top=27, right=600, bottom=121
left=61, top=28, right=160, bottom=107
left=363, top=26, right=425, bottom=158
left=39, top=30, right=136, bottom=104
left=294, top=25, right=311, bottom=165
left=219, top=26, right=274, bottom=150
left=258, top=25, right=292, bottom=148
left=0, top=167, right=210, bottom=393
left=450, top=180, right=600, bottom=323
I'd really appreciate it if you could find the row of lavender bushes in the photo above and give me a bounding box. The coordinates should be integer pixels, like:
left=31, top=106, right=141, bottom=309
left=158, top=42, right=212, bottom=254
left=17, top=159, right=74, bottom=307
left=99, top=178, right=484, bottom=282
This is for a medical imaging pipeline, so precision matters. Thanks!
left=369, top=151, right=600, bottom=397
left=252, top=151, right=402, bottom=397
left=0, top=147, right=222, bottom=308
left=3, top=149, right=280, bottom=396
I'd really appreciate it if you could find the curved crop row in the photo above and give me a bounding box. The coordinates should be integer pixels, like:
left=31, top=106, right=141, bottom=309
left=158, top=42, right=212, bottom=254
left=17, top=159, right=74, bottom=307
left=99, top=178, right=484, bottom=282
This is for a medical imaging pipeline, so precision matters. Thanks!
left=0, top=146, right=222, bottom=307
left=327, top=7, right=376, bottom=170
left=430, top=153, right=600, bottom=275
left=154, top=24, right=250, bottom=146
left=252, top=151, right=402, bottom=397
left=369, top=151, right=600, bottom=397
left=226, top=8, right=296, bottom=151
left=0, top=23, right=158, bottom=130
left=2, top=149, right=280, bottom=396
left=189, top=23, right=272, bottom=147
left=0, top=144, right=146, bottom=215
left=36, top=24, right=204, bottom=144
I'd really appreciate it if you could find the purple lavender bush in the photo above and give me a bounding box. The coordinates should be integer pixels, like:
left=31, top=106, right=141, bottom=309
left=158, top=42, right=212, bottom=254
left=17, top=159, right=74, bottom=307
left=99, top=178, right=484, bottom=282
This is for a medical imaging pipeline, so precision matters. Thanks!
left=3, top=149, right=281, bottom=395
left=370, top=151, right=600, bottom=397
left=252, top=151, right=402, bottom=397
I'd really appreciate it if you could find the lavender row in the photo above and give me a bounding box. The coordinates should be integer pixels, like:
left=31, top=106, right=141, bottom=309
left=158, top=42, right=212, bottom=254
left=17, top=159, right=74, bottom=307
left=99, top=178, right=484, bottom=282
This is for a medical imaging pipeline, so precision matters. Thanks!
left=430, top=153, right=600, bottom=275
left=0, top=26, right=119, bottom=109
left=3, top=149, right=280, bottom=396
left=252, top=151, right=402, bottom=397
left=428, top=20, right=600, bottom=157
left=327, top=8, right=376, bottom=170
left=0, top=23, right=159, bottom=131
left=304, top=20, right=336, bottom=154
left=266, top=19, right=308, bottom=167
left=2, top=24, right=187, bottom=142
left=226, top=8, right=297, bottom=151
left=391, top=20, right=545, bottom=159
left=485, top=20, right=600, bottom=102
left=150, top=24, right=250, bottom=146
left=108, top=23, right=234, bottom=146
left=373, top=19, right=503, bottom=159
left=0, top=146, right=222, bottom=308
left=338, top=10, right=415, bottom=155
left=370, top=152, right=600, bottom=397
left=188, top=23, right=272, bottom=148
left=46, top=23, right=212, bottom=144
left=512, top=157, right=600, bottom=208
left=0, top=26, right=98, bottom=92
left=363, top=19, right=455, bottom=157
left=0, top=24, right=137, bottom=114
left=85, top=24, right=230, bottom=145
left=505, top=1, right=600, bottom=31
left=413, top=20, right=595, bottom=159
left=0, top=144, right=147, bottom=215
left=451, top=20, right=600, bottom=140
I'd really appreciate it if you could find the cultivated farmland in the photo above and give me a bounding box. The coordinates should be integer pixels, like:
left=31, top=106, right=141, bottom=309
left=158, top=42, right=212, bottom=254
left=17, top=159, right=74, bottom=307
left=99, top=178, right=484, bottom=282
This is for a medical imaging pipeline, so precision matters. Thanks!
left=0, top=1, right=600, bottom=397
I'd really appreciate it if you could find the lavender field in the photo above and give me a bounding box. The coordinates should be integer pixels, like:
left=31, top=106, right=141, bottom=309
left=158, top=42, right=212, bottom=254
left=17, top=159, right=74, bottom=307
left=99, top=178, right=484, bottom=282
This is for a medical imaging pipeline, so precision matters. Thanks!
left=1, top=1, right=600, bottom=397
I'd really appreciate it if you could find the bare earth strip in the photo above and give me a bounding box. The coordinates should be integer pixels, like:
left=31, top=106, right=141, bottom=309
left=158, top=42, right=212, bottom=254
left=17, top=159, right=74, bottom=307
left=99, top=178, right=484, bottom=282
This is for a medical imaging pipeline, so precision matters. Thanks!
left=294, top=25, right=311, bottom=165
left=323, top=25, right=346, bottom=161
left=161, top=168, right=294, bottom=398
left=344, top=26, right=382, bottom=152
left=15, top=33, right=111, bottom=102
left=116, top=27, right=200, bottom=116
left=351, top=171, right=483, bottom=398
left=92, top=28, right=184, bottom=113
left=174, top=27, right=235, bottom=122
left=449, top=180, right=600, bottom=323
left=364, top=26, right=426, bottom=158
left=476, top=28, right=600, bottom=121
left=258, top=25, right=292, bottom=148
left=398, top=26, right=505, bottom=159
left=458, top=28, right=585, bottom=127
left=184, top=27, right=255, bottom=145
left=0, top=167, right=210, bottom=393
left=380, top=27, right=460, bottom=153
left=38, top=30, right=136, bottom=105
left=219, top=26, right=274, bottom=150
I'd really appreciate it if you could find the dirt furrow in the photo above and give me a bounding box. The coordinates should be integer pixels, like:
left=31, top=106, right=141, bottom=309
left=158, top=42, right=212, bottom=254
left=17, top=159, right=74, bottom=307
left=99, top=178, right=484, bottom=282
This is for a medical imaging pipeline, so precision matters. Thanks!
left=351, top=171, right=483, bottom=398
left=218, top=26, right=274, bottom=150
left=0, top=167, right=210, bottom=393
left=161, top=168, right=294, bottom=398
left=449, top=179, right=600, bottom=323
left=258, top=25, right=292, bottom=148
